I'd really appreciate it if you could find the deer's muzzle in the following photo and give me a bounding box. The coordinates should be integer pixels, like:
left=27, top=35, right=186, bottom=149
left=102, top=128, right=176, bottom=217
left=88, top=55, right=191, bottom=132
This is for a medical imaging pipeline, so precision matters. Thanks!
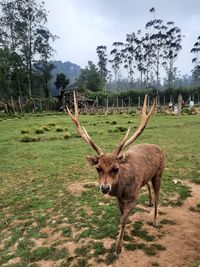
left=100, top=184, right=111, bottom=194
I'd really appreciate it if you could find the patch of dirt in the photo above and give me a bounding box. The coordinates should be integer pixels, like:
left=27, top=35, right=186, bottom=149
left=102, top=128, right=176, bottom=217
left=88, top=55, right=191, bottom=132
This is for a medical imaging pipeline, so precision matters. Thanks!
left=37, top=259, right=63, bottom=267
left=67, top=181, right=98, bottom=194
left=6, top=256, right=21, bottom=265
left=110, top=181, right=200, bottom=267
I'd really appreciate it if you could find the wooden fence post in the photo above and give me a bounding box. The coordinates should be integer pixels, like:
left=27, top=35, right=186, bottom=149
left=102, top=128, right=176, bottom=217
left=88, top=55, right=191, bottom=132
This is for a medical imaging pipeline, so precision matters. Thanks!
left=178, top=94, right=182, bottom=115
left=18, top=96, right=22, bottom=113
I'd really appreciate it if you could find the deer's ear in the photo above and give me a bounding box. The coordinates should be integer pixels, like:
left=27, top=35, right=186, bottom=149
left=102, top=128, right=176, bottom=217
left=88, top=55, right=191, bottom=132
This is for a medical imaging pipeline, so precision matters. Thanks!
left=86, top=155, right=99, bottom=165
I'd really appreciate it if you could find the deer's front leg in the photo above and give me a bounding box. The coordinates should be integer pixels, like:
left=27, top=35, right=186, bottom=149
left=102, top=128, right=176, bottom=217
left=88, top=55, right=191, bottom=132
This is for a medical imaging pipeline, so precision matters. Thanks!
left=116, top=200, right=135, bottom=254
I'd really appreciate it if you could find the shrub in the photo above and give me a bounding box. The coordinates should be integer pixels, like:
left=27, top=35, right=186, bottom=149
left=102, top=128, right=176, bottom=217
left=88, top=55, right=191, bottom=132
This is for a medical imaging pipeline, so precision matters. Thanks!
left=63, top=127, right=69, bottom=131
left=35, top=128, right=44, bottom=134
left=110, top=120, right=117, bottom=125
left=63, top=132, right=71, bottom=139
left=128, top=109, right=136, bottom=115
left=20, top=135, right=38, bottom=142
left=47, top=122, right=56, bottom=126
left=55, top=126, right=63, bottom=132
left=42, top=125, right=51, bottom=131
left=116, top=126, right=128, bottom=132
left=21, top=128, right=30, bottom=134
left=108, top=126, right=128, bottom=134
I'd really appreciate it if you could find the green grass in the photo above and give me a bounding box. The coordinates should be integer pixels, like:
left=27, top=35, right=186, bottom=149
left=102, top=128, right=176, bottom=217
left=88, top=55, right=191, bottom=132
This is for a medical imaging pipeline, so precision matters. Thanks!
left=0, top=111, right=200, bottom=266
left=132, top=221, right=155, bottom=241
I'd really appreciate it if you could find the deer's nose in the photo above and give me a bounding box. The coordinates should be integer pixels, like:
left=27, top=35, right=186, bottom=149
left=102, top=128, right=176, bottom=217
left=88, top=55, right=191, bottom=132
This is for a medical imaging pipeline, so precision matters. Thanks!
left=100, top=184, right=111, bottom=194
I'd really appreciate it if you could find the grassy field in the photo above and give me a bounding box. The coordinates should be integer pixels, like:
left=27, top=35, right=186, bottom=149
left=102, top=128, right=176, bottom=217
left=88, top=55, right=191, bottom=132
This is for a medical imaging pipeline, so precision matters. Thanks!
left=0, top=110, right=200, bottom=267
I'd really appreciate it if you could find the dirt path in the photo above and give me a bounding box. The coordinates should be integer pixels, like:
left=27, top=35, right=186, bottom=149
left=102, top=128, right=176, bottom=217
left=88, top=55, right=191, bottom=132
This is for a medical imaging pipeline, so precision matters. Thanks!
left=111, top=181, right=200, bottom=267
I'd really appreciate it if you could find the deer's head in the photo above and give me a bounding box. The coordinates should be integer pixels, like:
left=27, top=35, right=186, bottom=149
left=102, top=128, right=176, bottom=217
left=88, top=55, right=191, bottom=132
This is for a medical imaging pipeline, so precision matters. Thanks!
left=66, top=92, right=155, bottom=195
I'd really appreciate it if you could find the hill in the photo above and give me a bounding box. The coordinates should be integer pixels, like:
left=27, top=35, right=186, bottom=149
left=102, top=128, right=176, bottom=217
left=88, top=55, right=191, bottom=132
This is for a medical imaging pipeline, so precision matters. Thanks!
left=50, top=60, right=81, bottom=96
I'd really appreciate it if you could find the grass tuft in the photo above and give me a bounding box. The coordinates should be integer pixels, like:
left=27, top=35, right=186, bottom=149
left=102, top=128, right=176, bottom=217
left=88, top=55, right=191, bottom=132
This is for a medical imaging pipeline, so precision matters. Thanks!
left=35, top=128, right=44, bottom=134
left=63, top=132, right=71, bottom=139
left=21, top=128, right=30, bottom=134
left=55, top=126, right=64, bottom=132
left=20, top=134, right=38, bottom=142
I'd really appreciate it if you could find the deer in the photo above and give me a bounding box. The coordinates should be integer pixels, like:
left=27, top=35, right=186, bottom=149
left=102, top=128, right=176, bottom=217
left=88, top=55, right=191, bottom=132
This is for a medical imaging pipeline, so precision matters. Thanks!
left=66, top=92, right=165, bottom=254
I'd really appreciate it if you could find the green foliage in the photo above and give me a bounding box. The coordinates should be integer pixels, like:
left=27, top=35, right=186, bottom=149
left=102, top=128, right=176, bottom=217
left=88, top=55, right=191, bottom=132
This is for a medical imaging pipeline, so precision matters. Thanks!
left=47, top=122, right=56, bottom=126
left=78, top=61, right=103, bottom=92
left=42, top=125, right=51, bottom=131
left=132, top=221, right=155, bottom=242
left=108, top=125, right=128, bottom=133
left=29, top=246, right=67, bottom=261
left=0, top=0, right=56, bottom=98
left=20, top=135, right=38, bottom=142
left=55, top=73, right=69, bottom=90
left=93, top=242, right=105, bottom=256
left=21, top=128, right=30, bottom=134
left=55, top=126, right=63, bottom=132
left=63, top=132, right=71, bottom=139
left=35, top=128, right=44, bottom=134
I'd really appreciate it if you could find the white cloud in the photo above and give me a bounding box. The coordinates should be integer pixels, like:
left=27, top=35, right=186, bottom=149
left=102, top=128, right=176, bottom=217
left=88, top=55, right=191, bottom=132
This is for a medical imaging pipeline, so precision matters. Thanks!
left=45, top=0, right=200, bottom=76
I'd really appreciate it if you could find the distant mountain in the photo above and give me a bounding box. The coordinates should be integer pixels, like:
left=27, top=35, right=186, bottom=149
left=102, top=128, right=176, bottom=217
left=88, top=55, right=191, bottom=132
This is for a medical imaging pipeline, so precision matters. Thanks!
left=50, top=60, right=81, bottom=96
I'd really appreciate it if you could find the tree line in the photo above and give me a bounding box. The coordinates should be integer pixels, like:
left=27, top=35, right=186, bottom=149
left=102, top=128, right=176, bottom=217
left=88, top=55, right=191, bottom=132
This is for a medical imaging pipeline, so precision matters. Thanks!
left=78, top=8, right=200, bottom=92
left=0, top=2, right=200, bottom=106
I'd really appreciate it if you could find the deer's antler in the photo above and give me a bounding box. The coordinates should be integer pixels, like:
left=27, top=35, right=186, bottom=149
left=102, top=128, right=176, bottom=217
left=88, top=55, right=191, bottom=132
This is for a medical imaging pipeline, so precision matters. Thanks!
left=115, top=95, right=156, bottom=156
left=66, top=91, right=104, bottom=155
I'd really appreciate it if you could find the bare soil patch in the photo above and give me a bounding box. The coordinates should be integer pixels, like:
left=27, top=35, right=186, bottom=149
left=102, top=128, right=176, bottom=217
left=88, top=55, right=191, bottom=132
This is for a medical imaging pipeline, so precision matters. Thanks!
left=110, top=181, right=200, bottom=267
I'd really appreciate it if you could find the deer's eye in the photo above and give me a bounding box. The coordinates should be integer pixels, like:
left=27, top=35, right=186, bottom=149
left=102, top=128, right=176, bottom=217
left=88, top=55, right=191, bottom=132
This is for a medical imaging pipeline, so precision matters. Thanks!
left=111, top=166, right=119, bottom=174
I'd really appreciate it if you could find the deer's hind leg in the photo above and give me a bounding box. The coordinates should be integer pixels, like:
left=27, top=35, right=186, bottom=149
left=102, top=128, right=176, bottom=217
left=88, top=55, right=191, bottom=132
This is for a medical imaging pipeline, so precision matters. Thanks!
left=147, top=182, right=154, bottom=207
left=151, top=168, right=164, bottom=227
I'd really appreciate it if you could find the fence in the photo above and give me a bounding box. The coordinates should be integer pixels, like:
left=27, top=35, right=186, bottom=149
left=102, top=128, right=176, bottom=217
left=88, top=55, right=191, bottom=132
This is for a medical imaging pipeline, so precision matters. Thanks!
left=0, top=93, right=199, bottom=114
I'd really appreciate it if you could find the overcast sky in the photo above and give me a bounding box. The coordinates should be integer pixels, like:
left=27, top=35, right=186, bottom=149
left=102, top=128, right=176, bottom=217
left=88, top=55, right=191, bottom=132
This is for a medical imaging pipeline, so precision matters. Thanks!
left=45, top=0, right=200, bottom=77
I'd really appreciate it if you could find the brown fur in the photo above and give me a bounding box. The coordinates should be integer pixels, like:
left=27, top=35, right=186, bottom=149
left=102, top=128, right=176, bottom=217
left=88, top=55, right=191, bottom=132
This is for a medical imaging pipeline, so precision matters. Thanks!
left=86, top=143, right=165, bottom=254
left=67, top=92, right=165, bottom=254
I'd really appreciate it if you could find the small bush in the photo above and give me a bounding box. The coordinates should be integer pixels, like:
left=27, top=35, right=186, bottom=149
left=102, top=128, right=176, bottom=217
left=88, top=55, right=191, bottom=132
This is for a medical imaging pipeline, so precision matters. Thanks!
left=47, top=122, right=56, bottom=126
left=108, top=126, right=128, bottom=133
left=63, top=127, right=69, bottom=131
left=42, top=125, right=51, bottom=131
left=128, top=109, right=136, bottom=115
left=55, top=126, right=63, bottom=132
left=21, top=128, right=30, bottom=134
left=63, top=132, right=71, bottom=139
left=20, top=135, right=38, bottom=142
left=110, top=120, right=117, bottom=125
left=35, top=128, right=44, bottom=134
left=117, top=126, right=128, bottom=132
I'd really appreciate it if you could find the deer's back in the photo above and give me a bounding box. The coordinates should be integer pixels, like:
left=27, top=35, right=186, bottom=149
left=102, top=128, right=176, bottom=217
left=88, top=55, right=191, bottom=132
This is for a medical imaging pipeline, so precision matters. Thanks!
left=125, top=144, right=165, bottom=185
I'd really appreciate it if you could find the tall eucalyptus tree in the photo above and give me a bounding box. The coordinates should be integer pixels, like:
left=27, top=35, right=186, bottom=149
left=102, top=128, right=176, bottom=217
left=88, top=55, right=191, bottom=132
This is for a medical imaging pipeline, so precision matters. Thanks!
left=0, top=0, right=57, bottom=98
left=191, top=36, right=200, bottom=65
left=134, top=30, right=146, bottom=87
left=146, top=8, right=166, bottom=87
left=109, top=42, right=124, bottom=84
left=122, top=33, right=136, bottom=83
left=96, top=45, right=108, bottom=91
left=191, top=36, right=200, bottom=85
left=162, top=22, right=183, bottom=88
